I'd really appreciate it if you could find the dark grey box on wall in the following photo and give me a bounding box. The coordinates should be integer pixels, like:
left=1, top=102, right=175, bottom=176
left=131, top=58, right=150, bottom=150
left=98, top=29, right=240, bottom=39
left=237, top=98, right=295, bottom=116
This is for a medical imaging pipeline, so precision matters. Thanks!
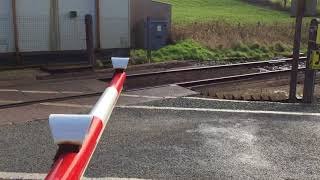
left=145, top=20, right=169, bottom=50
left=130, top=0, right=172, bottom=49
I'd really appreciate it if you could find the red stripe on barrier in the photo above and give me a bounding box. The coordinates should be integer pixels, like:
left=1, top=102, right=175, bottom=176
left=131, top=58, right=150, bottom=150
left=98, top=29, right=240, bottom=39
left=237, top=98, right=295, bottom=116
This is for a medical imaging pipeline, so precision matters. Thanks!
left=109, top=71, right=126, bottom=92
left=46, top=68, right=127, bottom=179
left=45, top=117, right=103, bottom=180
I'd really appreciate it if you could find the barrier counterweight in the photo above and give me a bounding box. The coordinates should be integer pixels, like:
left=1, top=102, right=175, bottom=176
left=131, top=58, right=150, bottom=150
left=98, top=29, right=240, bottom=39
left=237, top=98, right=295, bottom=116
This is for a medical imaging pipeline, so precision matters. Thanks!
left=46, top=58, right=128, bottom=180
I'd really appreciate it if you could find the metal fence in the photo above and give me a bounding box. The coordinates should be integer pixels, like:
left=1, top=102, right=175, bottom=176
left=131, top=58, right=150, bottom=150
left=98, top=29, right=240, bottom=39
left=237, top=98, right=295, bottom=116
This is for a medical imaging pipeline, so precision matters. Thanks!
left=17, top=16, right=50, bottom=52
left=100, top=17, right=129, bottom=49
left=59, top=15, right=88, bottom=50
left=0, top=15, right=14, bottom=53
left=0, top=13, right=134, bottom=55
left=0, top=15, right=89, bottom=53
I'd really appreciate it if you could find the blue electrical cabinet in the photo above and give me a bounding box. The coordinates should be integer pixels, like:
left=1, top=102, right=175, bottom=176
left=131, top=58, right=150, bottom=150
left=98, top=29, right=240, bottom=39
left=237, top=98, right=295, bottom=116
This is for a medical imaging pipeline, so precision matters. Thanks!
left=145, top=19, right=169, bottom=50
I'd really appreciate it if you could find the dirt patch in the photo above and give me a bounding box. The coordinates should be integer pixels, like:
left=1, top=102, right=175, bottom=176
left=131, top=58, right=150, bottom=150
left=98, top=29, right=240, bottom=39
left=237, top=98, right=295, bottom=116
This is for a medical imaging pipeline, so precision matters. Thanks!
left=171, top=21, right=308, bottom=49
left=194, top=73, right=320, bottom=102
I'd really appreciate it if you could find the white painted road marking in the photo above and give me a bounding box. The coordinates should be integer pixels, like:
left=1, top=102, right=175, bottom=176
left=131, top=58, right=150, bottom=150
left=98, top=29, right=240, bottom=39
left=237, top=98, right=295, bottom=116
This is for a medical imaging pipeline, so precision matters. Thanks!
left=41, top=102, right=93, bottom=109
left=0, top=89, right=19, bottom=92
left=39, top=96, right=320, bottom=117
left=22, top=90, right=84, bottom=94
left=39, top=94, right=168, bottom=108
left=21, top=90, right=63, bottom=94
left=121, top=94, right=163, bottom=99
left=0, top=89, right=84, bottom=94
left=181, top=96, right=301, bottom=105
left=117, top=105, right=320, bottom=117
left=59, top=91, right=85, bottom=94
left=0, top=100, right=23, bottom=103
left=0, top=172, right=148, bottom=180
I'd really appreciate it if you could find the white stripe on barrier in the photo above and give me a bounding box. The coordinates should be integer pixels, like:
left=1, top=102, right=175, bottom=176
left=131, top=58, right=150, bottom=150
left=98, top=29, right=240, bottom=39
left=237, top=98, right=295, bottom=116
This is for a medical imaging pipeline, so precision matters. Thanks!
left=90, top=86, right=119, bottom=126
left=117, top=105, right=320, bottom=117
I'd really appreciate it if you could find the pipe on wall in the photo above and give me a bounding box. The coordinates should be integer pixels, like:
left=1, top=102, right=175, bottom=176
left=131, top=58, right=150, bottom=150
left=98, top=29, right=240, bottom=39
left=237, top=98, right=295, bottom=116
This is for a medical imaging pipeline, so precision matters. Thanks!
left=11, top=0, right=21, bottom=64
left=95, top=0, right=101, bottom=49
left=50, top=0, right=60, bottom=51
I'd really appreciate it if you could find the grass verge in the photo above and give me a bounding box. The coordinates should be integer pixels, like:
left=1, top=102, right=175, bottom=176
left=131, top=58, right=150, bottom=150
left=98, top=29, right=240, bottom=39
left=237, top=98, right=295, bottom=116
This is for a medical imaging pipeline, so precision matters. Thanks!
left=130, top=39, right=294, bottom=64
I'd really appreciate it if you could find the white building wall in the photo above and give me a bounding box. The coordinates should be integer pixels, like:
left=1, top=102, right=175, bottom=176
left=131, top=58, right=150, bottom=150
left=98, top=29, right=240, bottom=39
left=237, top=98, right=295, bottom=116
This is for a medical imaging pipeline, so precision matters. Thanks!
left=0, top=0, right=14, bottom=52
left=58, top=0, right=96, bottom=50
left=16, top=0, right=50, bottom=52
left=100, top=0, right=130, bottom=49
left=0, top=0, right=130, bottom=54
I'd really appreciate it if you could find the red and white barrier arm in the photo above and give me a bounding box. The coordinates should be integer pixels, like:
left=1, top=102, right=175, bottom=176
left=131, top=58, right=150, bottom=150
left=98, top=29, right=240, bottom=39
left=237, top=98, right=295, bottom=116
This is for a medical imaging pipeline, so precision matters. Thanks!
left=45, top=57, right=129, bottom=180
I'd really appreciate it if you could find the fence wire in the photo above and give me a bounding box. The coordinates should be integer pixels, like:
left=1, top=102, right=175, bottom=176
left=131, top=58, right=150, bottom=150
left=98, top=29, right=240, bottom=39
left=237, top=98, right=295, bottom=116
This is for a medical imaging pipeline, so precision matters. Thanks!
left=17, top=16, right=50, bottom=52
left=0, top=14, right=133, bottom=54
left=100, top=17, right=129, bottom=49
left=59, top=15, right=88, bottom=50
left=0, top=15, right=89, bottom=53
left=0, top=15, right=14, bottom=53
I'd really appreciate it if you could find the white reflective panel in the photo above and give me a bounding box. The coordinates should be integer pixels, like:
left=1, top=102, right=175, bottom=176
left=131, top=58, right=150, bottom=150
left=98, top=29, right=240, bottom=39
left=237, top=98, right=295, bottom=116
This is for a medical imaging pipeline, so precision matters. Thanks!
left=111, top=57, right=129, bottom=69
left=49, top=114, right=93, bottom=145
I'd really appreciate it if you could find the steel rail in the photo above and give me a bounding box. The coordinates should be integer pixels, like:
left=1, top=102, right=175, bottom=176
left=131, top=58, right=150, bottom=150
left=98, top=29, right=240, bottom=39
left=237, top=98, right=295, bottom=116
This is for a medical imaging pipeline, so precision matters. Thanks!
left=178, top=68, right=305, bottom=88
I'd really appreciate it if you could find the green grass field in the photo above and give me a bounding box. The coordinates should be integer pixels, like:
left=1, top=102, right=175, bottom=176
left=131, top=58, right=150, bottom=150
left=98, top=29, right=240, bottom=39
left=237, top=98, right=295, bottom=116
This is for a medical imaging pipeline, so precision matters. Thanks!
left=157, top=0, right=293, bottom=24
left=131, top=0, right=308, bottom=62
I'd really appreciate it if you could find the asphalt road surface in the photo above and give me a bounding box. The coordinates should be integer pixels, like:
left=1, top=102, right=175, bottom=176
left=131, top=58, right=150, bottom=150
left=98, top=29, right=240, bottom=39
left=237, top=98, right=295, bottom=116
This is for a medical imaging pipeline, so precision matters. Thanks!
left=1, top=99, right=320, bottom=179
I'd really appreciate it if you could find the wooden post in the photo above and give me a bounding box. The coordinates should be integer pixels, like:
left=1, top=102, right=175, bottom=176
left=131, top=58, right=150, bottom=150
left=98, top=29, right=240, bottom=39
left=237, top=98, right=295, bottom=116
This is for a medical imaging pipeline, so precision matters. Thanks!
left=12, top=0, right=21, bottom=64
left=85, top=14, right=95, bottom=66
left=289, top=0, right=305, bottom=102
left=95, top=0, right=101, bottom=49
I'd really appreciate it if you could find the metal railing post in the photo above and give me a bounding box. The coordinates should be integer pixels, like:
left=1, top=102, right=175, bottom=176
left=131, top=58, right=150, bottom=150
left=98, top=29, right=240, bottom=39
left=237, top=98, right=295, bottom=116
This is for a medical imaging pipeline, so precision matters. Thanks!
left=303, top=19, right=319, bottom=103
left=289, top=0, right=306, bottom=102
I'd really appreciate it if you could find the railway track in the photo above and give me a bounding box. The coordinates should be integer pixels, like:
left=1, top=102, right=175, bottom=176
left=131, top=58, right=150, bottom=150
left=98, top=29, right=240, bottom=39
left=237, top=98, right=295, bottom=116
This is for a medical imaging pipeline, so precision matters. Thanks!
left=102, top=57, right=306, bottom=89
left=0, top=57, right=306, bottom=109
left=178, top=68, right=305, bottom=88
